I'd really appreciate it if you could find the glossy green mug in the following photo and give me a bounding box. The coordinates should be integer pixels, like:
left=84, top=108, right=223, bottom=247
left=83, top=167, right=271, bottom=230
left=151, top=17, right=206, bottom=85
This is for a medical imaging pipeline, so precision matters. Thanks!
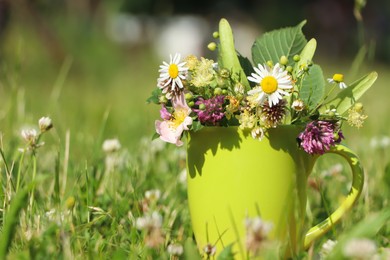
left=186, top=126, right=364, bottom=258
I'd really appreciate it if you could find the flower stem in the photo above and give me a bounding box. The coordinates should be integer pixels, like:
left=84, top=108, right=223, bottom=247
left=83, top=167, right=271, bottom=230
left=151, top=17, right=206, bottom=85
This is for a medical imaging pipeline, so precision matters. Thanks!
left=16, top=150, right=26, bottom=192
left=28, top=154, right=37, bottom=213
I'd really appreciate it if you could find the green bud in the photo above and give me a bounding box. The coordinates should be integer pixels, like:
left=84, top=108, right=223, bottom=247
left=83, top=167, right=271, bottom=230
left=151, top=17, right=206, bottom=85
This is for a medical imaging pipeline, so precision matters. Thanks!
left=286, top=66, right=293, bottom=73
left=199, top=103, right=206, bottom=110
left=222, top=89, right=228, bottom=95
left=212, top=31, right=219, bottom=38
left=214, top=87, right=222, bottom=95
left=185, top=92, right=193, bottom=100
left=301, top=63, right=309, bottom=72
left=293, top=55, right=300, bottom=62
left=279, top=55, right=288, bottom=66
left=266, top=60, right=274, bottom=67
left=327, top=111, right=335, bottom=117
left=207, top=42, right=217, bottom=51
left=353, top=102, right=364, bottom=112
left=333, top=132, right=340, bottom=141
left=307, top=60, right=313, bottom=66
left=188, top=101, right=195, bottom=107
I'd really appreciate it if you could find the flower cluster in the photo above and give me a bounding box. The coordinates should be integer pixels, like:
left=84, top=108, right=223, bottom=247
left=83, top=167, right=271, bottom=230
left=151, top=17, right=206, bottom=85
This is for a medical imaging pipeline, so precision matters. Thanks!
left=148, top=19, right=376, bottom=155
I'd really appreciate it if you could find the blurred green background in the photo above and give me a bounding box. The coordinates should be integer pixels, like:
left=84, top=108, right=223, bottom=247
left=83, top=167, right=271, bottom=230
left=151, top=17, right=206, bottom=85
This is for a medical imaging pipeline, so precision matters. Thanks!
left=0, top=0, right=389, bottom=158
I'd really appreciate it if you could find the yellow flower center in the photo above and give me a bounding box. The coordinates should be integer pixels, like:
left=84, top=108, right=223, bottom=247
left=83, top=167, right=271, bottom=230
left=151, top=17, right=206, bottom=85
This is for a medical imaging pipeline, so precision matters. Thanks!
left=260, top=76, right=278, bottom=94
left=332, top=73, right=344, bottom=83
left=170, top=109, right=187, bottom=128
left=168, top=64, right=179, bottom=79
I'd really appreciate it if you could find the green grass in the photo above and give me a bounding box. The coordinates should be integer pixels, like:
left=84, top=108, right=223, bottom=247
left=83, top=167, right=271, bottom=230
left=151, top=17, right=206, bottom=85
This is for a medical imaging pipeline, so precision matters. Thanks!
left=0, top=14, right=389, bottom=260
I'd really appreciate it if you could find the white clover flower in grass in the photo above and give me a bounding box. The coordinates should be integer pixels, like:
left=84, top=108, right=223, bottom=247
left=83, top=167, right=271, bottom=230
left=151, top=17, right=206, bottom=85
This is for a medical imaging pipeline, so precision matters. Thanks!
left=203, top=243, right=216, bottom=257
left=320, top=239, right=337, bottom=258
left=328, top=73, right=347, bottom=89
left=135, top=211, right=163, bottom=230
left=145, top=189, right=161, bottom=202
left=343, top=238, right=377, bottom=259
left=167, top=243, right=184, bottom=256
left=102, top=138, right=121, bottom=153
left=247, top=63, right=293, bottom=107
left=38, top=116, right=53, bottom=132
left=21, top=129, right=39, bottom=147
left=158, top=53, right=188, bottom=98
left=245, top=217, right=273, bottom=254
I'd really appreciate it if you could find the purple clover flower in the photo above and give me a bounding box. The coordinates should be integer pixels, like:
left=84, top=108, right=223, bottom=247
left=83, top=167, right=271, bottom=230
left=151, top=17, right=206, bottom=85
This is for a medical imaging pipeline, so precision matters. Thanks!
left=298, top=121, right=344, bottom=155
left=194, top=95, right=225, bottom=125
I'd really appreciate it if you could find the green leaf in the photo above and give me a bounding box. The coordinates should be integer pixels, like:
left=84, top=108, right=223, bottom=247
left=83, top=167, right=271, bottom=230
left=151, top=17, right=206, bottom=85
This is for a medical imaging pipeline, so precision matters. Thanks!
left=0, top=184, right=33, bottom=258
left=252, top=20, right=307, bottom=66
left=146, top=88, right=162, bottom=104
left=191, top=120, right=204, bottom=132
left=216, top=244, right=235, bottom=260
left=319, top=71, right=378, bottom=115
left=294, top=38, right=317, bottom=73
left=183, top=238, right=202, bottom=260
left=218, top=18, right=250, bottom=91
left=151, top=132, right=160, bottom=141
left=300, top=64, right=325, bottom=110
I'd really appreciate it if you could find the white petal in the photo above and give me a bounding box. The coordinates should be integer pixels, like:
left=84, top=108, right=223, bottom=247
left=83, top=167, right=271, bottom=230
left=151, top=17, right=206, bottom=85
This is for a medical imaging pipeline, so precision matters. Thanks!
left=248, top=87, right=261, bottom=95
left=176, top=78, right=184, bottom=89
left=254, top=66, right=267, bottom=78
left=171, top=80, right=176, bottom=90
left=164, top=78, right=172, bottom=86
left=248, top=75, right=260, bottom=83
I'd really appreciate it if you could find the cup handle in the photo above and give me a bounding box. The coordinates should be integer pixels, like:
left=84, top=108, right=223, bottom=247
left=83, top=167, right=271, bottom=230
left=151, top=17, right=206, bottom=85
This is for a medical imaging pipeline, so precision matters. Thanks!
left=303, top=144, right=364, bottom=249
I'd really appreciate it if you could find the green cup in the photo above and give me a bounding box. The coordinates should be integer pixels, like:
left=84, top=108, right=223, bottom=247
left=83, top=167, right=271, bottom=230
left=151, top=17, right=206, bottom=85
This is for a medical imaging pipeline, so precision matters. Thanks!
left=186, top=126, right=364, bottom=258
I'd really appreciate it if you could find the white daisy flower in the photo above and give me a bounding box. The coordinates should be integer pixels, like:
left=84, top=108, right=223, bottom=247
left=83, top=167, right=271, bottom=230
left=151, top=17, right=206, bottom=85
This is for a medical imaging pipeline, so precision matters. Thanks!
left=247, top=63, right=293, bottom=107
left=158, top=53, right=188, bottom=98
left=327, top=73, right=347, bottom=89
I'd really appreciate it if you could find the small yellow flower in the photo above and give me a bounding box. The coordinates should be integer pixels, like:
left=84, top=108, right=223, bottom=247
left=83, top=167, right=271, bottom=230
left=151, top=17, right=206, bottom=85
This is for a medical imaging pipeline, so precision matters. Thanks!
left=190, top=57, right=216, bottom=87
left=225, top=96, right=240, bottom=119
left=236, top=109, right=256, bottom=129
left=347, top=102, right=367, bottom=128
left=184, top=55, right=199, bottom=70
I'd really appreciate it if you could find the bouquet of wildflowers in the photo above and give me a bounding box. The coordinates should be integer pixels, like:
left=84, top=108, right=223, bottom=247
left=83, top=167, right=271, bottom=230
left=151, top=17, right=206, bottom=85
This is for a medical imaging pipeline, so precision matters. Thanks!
left=148, top=19, right=377, bottom=154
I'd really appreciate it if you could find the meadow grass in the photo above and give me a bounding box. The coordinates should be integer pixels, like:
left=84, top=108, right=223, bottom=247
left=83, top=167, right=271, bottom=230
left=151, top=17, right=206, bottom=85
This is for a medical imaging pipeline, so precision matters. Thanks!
left=0, top=17, right=389, bottom=260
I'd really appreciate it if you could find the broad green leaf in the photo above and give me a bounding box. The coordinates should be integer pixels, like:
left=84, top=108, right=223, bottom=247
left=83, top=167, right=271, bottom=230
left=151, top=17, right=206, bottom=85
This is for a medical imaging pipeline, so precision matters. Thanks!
left=300, top=64, right=325, bottom=110
left=216, top=244, right=235, bottom=260
left=183, top=238, right=202, bottom=260
left=294, top=38, right=317, bottom=73
left=252, top=20, right=307, bottom=67
left=218, top=18, right=250, bottom=91
left=319, top=71, right=377, bottom=115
